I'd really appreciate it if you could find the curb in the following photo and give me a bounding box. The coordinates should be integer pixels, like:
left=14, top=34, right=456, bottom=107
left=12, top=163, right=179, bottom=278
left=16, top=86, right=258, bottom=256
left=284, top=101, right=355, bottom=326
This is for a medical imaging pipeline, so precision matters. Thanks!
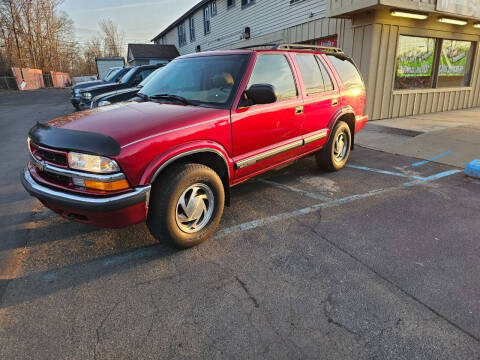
left=465, top=159, right=480, bottom=179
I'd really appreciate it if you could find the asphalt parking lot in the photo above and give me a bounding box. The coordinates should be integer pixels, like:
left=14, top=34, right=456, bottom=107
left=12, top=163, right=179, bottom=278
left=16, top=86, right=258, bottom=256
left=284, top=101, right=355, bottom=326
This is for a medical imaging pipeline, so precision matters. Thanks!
left=1, top=89, right=480, bottom=359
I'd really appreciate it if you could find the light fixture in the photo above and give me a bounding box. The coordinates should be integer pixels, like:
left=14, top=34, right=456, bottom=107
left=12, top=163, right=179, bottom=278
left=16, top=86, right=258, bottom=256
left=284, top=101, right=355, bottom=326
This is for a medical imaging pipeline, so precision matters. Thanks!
left=474, top=23, right=480, bottom=29
left=438, top=17, right=467, bottom=25
left=391, top=10, right=428, bottom=20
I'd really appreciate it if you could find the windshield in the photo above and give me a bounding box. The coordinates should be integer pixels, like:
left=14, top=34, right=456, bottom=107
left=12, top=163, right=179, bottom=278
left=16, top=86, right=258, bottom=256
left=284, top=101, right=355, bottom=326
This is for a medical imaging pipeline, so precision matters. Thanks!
left=104, top=68, right=121, bottom=82
left=138, top=54, right=250, bottom=106
left=120, top=67, right=137, bottom=84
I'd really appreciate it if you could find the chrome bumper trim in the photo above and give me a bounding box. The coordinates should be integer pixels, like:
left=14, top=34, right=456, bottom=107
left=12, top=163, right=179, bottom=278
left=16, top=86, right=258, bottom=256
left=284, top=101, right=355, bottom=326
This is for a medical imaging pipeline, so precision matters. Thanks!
left=29, top=154, right=125, bottom=182
left=21, top=168, right=150, bottom=212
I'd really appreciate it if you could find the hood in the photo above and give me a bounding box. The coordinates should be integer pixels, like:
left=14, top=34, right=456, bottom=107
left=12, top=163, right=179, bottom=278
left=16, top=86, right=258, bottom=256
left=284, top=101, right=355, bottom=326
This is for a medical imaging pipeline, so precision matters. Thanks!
left=73, top=80, right=105, bottom=90
left=96, top=87, right=139, bottom=100
left=82, top=82, right=123, bottom=93
left=47, top=101, right=229, bottom=149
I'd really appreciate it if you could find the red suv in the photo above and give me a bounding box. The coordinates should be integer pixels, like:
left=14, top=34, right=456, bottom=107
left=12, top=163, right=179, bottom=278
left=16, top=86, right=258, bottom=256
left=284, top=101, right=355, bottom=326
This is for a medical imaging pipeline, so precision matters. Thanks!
left=22, top=45, right=367, bottom=248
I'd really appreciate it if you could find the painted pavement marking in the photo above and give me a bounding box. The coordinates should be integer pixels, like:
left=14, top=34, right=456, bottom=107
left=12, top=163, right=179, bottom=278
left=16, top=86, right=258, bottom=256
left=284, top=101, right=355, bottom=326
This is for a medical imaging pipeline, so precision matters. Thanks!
left=215, top=169, right=461, bottom=239
left=411, top=151, right=453, bottom=167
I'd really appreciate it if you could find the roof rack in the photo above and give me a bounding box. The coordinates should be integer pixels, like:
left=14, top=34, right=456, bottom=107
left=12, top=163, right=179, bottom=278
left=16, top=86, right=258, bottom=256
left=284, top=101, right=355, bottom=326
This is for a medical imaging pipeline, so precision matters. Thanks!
left=237, top=43, right=279, bottom=50
left=275, top=44, right=345, bottom=54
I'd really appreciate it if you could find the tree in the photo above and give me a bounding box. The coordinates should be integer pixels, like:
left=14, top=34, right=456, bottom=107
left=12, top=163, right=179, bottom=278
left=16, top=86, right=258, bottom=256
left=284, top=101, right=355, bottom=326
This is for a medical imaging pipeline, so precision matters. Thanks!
left=0, top=2, right=126, bottom=76
left=99, top=18, right=125, bottom=58
left=0, top=0, right=82, bottom=74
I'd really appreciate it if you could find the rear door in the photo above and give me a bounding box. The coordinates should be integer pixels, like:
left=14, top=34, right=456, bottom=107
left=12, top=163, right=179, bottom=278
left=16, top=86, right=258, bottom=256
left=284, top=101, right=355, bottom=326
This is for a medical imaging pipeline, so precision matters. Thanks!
left=231, top=53, right=304, bottom=181
left=294, top=53, right=340, bottom=153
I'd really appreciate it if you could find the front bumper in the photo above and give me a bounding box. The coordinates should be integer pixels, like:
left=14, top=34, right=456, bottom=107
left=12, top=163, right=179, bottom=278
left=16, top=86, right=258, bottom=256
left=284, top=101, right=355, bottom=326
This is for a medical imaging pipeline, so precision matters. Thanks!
left=21, top=168, right=151, bottom=227
left=355, top=115, right=368, bottom=134
left=71, top=97, right=80, bottom=108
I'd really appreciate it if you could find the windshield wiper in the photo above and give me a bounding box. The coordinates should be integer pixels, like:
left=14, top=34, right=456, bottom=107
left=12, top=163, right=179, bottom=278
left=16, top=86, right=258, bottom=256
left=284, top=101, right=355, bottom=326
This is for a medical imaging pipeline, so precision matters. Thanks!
left=136, top=92, right=149, bottom=101
left=148, top=93, right=196, bottom=106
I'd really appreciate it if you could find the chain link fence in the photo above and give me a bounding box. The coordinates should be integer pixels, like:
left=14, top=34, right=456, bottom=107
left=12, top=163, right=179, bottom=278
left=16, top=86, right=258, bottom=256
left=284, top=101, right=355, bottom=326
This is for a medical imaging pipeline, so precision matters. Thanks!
left=0, top=76, right=18, bottom=90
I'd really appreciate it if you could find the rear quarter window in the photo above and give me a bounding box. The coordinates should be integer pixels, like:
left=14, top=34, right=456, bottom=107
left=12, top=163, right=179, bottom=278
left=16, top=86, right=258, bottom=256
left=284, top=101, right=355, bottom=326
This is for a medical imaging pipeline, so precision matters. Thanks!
left=327, top=55, right=364, bottom=90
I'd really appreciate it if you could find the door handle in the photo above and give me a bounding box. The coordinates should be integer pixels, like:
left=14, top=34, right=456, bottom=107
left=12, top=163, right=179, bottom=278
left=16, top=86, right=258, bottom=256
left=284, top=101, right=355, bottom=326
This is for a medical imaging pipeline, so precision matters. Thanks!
left=331, top=99, right=338, bottom=106
left=295, top=106, right=304, bottom=115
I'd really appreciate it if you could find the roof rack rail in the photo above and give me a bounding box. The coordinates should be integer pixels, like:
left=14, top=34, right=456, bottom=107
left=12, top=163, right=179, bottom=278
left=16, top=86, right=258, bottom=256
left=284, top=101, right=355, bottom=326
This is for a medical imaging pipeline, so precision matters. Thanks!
left=275, top=44, right=345, bottom=54
left=237, top=43, right=279, bottom=50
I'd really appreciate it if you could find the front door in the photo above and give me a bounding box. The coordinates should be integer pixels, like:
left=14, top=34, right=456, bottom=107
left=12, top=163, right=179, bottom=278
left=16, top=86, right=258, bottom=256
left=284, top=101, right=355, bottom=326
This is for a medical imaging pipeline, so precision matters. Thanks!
left=231, top=53, right=304, bottom=181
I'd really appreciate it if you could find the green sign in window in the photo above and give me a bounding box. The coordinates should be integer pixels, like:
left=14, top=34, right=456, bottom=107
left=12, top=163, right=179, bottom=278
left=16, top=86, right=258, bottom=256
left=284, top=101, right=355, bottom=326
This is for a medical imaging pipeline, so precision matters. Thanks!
left=396, top=36, right=436, bottom=78
left=439, top=40, right=471, bottom=77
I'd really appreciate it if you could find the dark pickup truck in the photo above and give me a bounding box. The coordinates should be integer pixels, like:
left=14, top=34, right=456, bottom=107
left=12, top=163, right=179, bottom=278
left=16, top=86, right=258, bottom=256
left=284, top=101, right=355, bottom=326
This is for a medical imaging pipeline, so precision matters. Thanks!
left=78, top=64, right=161, bottom=108
left=90, top=67, right=164, bottom=109
left=71, top=67, right=131, bottom=110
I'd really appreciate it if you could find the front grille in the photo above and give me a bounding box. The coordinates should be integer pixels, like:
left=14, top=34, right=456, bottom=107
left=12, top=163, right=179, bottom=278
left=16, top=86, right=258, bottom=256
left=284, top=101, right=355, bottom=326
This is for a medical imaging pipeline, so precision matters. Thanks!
left=36, top=148, right=68, bottom=166
left=30, top=142, right=68, bottom=167
left=40, top=170, right=71, bottom=187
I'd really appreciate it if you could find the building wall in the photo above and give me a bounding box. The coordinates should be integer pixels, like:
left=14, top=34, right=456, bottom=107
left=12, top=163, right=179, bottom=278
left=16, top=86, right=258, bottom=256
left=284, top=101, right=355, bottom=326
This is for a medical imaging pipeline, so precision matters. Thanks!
left=154, top=1, right=480, bottom=120
left=155, top=0, right=329, bottom=54
left=351, top=9, right=480, bottom=119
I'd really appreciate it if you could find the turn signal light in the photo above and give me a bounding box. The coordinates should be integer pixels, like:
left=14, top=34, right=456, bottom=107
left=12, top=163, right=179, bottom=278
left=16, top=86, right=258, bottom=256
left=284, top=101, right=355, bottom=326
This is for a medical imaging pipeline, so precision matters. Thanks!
left=84, top=179, right=130, bottom=191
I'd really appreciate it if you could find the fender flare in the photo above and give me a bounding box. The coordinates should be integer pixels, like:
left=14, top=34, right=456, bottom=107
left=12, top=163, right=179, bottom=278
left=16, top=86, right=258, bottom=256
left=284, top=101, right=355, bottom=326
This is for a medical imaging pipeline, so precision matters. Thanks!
left=139, top=141, right=233, bottom=186
left=327, top=106, right=356, bottom=148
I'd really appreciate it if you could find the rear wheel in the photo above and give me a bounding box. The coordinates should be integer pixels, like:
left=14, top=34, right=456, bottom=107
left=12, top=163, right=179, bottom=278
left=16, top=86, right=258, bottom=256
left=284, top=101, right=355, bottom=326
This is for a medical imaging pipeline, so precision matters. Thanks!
left=147, top=163, right=225, bottom=248
left=315, top=121, right=351, bottom=171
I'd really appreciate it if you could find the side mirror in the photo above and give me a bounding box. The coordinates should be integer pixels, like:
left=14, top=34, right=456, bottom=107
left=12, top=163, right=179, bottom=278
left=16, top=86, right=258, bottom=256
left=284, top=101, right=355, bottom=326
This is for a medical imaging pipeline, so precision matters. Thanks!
left=245, top=84, right=276, bottom=105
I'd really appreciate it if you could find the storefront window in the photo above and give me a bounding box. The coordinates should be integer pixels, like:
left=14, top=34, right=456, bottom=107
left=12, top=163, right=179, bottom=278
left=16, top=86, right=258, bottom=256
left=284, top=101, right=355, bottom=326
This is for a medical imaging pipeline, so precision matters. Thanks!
left=437, top=40, right=474, bottom=87
left=395, top=35, right=436, bottom=89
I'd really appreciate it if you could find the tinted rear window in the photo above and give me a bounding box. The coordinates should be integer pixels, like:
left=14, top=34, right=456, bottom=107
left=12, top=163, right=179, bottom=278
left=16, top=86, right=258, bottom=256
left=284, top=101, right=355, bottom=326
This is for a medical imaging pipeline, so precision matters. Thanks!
left=327, top=55, right=364, bottom=90
left=296, top=54, right=324, bottom=95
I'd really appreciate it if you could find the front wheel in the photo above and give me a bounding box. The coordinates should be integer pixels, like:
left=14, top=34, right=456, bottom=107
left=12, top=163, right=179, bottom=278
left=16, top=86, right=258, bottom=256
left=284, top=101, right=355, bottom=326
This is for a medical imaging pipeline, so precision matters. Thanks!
left=315, top=121, right=352, bottom=171
left=147, top=163, right=225, bottom=248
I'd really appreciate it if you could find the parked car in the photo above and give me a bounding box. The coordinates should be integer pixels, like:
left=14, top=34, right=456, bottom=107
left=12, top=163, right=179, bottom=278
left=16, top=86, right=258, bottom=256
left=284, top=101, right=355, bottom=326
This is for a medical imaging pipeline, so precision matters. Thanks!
left=90, top=66, right=164, bottom=109
left=22, top=45, right=367, bottom=248
left=71, top=67, right=131, bottom=110
left=78, top=64, right=161, bottom=108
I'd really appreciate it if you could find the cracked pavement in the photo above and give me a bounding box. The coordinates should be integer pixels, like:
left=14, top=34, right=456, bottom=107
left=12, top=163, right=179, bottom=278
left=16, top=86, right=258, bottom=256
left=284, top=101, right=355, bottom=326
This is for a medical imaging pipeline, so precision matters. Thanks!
left=1, top=89, right=479, bottom=359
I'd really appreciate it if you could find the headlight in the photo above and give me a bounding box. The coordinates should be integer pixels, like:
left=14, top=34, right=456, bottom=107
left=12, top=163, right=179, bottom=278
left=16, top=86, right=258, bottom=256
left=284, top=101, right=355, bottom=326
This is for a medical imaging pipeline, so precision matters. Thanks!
left=68, top=152, right=120, bottom=174
left=74, top=89, right=80, bottom=95
left=83, top=92, right=92, bottom=100
left=98, top=100, right=111, bottom=107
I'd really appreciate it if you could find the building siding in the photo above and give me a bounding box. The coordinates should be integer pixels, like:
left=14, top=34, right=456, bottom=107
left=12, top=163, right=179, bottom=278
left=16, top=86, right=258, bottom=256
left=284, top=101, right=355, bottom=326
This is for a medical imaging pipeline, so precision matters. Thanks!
left=155, top=0, right=329, bottom=54
left=355, top=11, right=480, bottom=119
left=154, top=0, right=480, bottom=120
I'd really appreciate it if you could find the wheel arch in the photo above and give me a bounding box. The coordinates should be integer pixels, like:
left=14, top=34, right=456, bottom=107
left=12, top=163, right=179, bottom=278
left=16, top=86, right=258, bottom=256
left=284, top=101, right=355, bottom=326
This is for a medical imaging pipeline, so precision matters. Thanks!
left=328, top=107, right=356, bottom=150
left=142, top=144, right=233, bottom=206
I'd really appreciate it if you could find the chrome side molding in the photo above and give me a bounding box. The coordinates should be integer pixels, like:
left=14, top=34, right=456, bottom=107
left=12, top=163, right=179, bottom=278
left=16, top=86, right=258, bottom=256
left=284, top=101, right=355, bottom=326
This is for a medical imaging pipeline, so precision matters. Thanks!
left=235, top=129, right=328, bottom=169
left=304, top=129, right=328, bottom=145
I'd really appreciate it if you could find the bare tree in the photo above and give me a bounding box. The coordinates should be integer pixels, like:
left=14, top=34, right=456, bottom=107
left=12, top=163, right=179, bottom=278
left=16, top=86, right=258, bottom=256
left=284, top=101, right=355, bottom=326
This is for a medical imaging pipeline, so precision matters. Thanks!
left=99, top=18, right=125, bottom=58
left=0, top=0, right=84, bottom=74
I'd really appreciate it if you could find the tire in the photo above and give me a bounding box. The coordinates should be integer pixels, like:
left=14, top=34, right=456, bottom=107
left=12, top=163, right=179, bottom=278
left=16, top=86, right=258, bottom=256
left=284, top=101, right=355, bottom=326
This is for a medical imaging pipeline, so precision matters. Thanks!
left=147, top=163, right=225, bottom=248
left=315, top=121, right=352, bottom=172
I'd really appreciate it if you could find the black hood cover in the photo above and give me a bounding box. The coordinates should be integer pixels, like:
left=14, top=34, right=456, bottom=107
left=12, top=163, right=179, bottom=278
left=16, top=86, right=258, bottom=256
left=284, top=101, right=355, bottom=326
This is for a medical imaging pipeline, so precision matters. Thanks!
left=28, top=123, right=121, bottom=156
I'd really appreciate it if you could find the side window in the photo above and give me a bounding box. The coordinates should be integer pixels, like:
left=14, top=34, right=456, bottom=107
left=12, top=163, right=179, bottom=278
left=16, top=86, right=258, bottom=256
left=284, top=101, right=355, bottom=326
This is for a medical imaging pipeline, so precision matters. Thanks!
left=317, top=57, right=334, bottom=91
left=296, top=54, right=324, bottom=95
left=140, top=69, right=154, bottom=80
left=247, top=54, right=297, bottom=102
left=327, top=55, right=364, bottom=90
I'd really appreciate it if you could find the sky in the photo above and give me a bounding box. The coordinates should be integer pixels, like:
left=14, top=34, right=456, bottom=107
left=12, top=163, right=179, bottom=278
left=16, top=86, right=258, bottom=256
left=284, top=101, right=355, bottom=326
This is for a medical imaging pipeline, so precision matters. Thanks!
left=60, top=0, right=199, bottom=47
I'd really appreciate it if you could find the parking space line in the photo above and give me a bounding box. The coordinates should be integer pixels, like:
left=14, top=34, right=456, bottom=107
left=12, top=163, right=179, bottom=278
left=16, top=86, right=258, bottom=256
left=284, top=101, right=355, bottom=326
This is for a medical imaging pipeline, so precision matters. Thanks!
left=258, top=179, right=329, bottom=201
left=346, top=164, right=423, bottom=180
left=216, top=169, right=460, bottom=239
left=411, top=151, right=453, bottom=167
